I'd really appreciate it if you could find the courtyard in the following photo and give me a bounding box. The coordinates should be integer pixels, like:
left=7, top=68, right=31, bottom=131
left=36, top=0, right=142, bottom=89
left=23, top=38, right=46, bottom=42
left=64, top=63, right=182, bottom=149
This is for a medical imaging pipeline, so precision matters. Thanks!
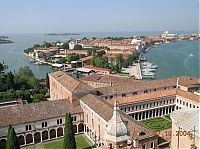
left=23, top=134, right=92, bottom=149
left=141, top=116, right=171, bottom=131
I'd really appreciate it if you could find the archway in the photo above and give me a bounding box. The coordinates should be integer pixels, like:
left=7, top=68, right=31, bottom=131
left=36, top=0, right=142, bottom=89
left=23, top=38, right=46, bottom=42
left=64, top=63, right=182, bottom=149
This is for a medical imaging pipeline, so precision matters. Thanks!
left=57, top=127, right=63, bottom=137
left=78, top=123, right=84, bottom=133
left=34, top=132, right=41, bottom=144
left=18, top=135, right=25, bottom=146
left=0, top=139, right=6, bottom=149
left=73, top=125, right=77, bottom=134
left=42, top=130, right=48, bottom=141
left=26, top=134, right=33, bottom=144
left=50, top=129, right=56, bottom=139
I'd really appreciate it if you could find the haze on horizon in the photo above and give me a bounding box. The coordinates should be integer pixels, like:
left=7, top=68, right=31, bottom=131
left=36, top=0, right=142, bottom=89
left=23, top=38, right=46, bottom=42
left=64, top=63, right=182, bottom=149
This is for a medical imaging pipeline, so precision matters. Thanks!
left=0, top=0, right=199, bottom=34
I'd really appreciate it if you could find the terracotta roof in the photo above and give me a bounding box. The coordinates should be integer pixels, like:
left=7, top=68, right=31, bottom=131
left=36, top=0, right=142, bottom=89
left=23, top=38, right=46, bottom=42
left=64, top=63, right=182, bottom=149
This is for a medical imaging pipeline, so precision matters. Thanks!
left=178, top=76, right=200, bottom=88
left=79, top=56, right=93, bottom=62
left=83, top=65, right=111, bottom=72
left=98, top=77, right=177, bottom=96
left=0, top=100, right=82, bottom=127
left=80, top=74, right=141, bottom=85
left=108, top=89, right=177, bottom=105
left=176, top=89, right=200, bottom=103
left=49, top=71, right=94, bottom=93
left=80, top=94, right=155, bottom=138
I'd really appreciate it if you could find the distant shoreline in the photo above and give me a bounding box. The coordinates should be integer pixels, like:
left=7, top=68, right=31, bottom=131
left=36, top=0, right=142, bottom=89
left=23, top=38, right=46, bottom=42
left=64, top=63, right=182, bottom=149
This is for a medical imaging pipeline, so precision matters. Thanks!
left=46, top=33, right=81, bottom=36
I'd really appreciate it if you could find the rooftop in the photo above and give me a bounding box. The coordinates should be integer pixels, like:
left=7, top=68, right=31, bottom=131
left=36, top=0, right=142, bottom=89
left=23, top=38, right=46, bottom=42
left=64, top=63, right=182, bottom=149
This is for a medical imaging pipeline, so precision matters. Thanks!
left=108, top=89, right=177, bottom=105
left=80, top=94, right=155, bottom=139
left=49, top=71, right=94, bottom=94
left=0, top=99, right=82, bottom=127
left=170, top=109, right=199, bottom=138
left=80, top=73, right=141, bottom=85
left=97, top=77, right=177, bottom=96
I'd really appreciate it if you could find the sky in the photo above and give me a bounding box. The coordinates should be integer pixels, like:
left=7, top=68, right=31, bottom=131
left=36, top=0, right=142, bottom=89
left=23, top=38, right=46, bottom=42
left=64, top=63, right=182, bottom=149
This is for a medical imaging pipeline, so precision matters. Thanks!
left=0, top=0, right=199, bottom=33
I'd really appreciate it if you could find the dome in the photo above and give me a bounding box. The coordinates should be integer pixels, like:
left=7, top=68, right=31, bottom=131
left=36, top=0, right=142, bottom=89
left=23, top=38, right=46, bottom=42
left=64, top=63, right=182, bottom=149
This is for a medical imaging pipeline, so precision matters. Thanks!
left=106, top=102, right=129, bottom=143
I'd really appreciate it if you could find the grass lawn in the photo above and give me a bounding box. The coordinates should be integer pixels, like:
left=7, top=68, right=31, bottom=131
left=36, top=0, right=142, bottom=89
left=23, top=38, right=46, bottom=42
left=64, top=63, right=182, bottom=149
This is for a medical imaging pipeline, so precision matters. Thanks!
left=163, top=114, right=171, bottom=121
left=141, top=117, right=171, bottom=131
left=43, top=135, right=92, bottom=149
left=23, top=145, right=35, bottom=149
left=117, top=72, right=130, bottom=77
left=22, top=135, right=92, bottom=149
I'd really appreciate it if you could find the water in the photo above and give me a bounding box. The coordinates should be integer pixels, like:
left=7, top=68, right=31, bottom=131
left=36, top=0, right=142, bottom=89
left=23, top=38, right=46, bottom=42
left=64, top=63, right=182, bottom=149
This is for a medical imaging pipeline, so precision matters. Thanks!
left=144, top=40, right=199, bottom=79
left=0, top=33, right=199, bottom=79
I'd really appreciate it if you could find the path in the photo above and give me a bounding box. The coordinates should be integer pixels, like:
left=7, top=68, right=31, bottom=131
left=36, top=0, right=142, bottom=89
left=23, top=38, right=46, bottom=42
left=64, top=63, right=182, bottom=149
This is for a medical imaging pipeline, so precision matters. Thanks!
left=35, top=143, right=44, bottom=149
left=122, top=63, right=142, bottom=79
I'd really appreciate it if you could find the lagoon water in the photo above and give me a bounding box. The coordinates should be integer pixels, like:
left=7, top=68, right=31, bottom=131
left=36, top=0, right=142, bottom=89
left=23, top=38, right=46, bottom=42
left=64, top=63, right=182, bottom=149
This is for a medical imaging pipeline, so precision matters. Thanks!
left=144, top=40, right=199, bottom=79
left=0, top=32, right=199, bottom=79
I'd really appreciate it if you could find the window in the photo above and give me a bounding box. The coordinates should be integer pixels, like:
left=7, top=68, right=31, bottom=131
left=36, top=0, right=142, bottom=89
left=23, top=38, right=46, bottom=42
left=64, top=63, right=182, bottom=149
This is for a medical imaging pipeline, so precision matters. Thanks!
left=42, top=122, right=47, bottom=128
left=154, top=89, right=157, bottom=91
left=110, top=96, right=113, bottom=99
left=143, top=104, right=145, bottom=108
left=153, top=102, right=156, bottom=106
left=57, top=119, right=62, bottom=125
left=133, top=92, right=137, bottom=95
left=144, top=90, right=148, bottom=93
left=122, top=93, right=126, bottom=97
left=132, top=106, right=134, bottom=110
left=193, top=105, right=195, bottom=108
left=164, top=87, right=167, bottom=90
left=86, top=113, right=88, bottom=123
left=25, top=125, right=32, bottom=131
left=139, top=105, right=142, bottom=109
left=180, top=100, right=182, bottom=104
left=128, top=107, right=130, bottom=111
left=190, top=104, right=192, bottom=108
left=73, top=116, right=77, bottom=122
left=183, top=101, right=185, bottom=105
left=173, top=86, right=176, bottom=88
left=92, top=118, right=94, bottom=129
left=177, top=99, right=179, bottom=102
left=142, top=144, right=146, bottom=149
left=150, top=142, right=155, bottom=149
left=186, top=102, right=188, bottom=106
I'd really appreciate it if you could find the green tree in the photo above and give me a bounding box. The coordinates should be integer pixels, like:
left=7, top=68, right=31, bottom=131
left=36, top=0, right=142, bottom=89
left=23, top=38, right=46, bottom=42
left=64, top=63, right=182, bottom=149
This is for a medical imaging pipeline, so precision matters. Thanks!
left=6, top=126, right=20, bottom=149
left=60, top=43, right=69, bottom=49
left=63, top=113, right=76, bottom=149
left=73, top=44, right=82, bottom=50
left=46, top=73, right=49, bottom=89
left=18, top=66, right=34, bottom=78
left=6, top=71, right=15, bottom=90
left=32, top=94, right=46, bottom=103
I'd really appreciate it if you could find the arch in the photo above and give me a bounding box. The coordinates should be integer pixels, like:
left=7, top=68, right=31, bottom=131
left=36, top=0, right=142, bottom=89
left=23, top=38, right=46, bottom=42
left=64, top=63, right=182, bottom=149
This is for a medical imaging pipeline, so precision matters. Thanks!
left=78, top=123, right=84, bottom=133
left=73, top=125, right=77, bottom=134
left=34, top=132, right=41, bottom=144
left=18, top=135, right=25, bottom=146
left=42, top=130, right=48, bottom=141
left=50, top=129, right=56, bottom=139
left=26, top=134, right=33, bottom=144
left=57, top=127, right=63, bottom=137
left=0, top=139, right=6, bottom=149
left=139, top=132, right=146, bottom=136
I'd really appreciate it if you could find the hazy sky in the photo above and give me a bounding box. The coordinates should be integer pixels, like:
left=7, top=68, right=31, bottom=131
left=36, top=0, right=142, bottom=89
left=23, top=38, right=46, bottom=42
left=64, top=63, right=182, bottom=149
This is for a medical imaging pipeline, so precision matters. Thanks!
left=0, top=0, right=199, bottom=33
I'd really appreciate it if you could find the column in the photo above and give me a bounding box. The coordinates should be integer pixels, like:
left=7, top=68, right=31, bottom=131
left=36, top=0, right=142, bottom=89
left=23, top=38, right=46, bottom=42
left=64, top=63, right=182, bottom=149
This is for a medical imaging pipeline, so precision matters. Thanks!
left=144, top=111, right=146, bottom=119
left=33, top=133, right=35, bottom=143
left=146, top=111, right=148, bottom=119
left=48, top=131, right=50, bottom=140
left=77, top=125, right=79, bottom=134
left=160, top=108, right=162, bottom=116
left=24, top=135, right=27, bottom=145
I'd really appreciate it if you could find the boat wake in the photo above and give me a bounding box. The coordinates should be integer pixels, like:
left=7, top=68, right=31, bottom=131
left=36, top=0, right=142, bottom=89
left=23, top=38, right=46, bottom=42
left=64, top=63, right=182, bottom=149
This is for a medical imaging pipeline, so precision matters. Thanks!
left=184, top=53, right=194, bottom=72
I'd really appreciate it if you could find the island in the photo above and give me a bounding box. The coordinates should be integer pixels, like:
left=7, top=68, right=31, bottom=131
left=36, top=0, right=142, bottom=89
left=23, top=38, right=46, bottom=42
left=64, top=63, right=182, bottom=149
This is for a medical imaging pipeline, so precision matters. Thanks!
left=46, top=33, right=81, bottom=36
left=0, top=36, right=14, bottom=44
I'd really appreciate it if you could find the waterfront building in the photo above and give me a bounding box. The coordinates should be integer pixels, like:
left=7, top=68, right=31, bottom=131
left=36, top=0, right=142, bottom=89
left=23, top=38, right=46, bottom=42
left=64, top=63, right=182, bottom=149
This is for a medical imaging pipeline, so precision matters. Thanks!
left=0, top=71, right=199, bottom=149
